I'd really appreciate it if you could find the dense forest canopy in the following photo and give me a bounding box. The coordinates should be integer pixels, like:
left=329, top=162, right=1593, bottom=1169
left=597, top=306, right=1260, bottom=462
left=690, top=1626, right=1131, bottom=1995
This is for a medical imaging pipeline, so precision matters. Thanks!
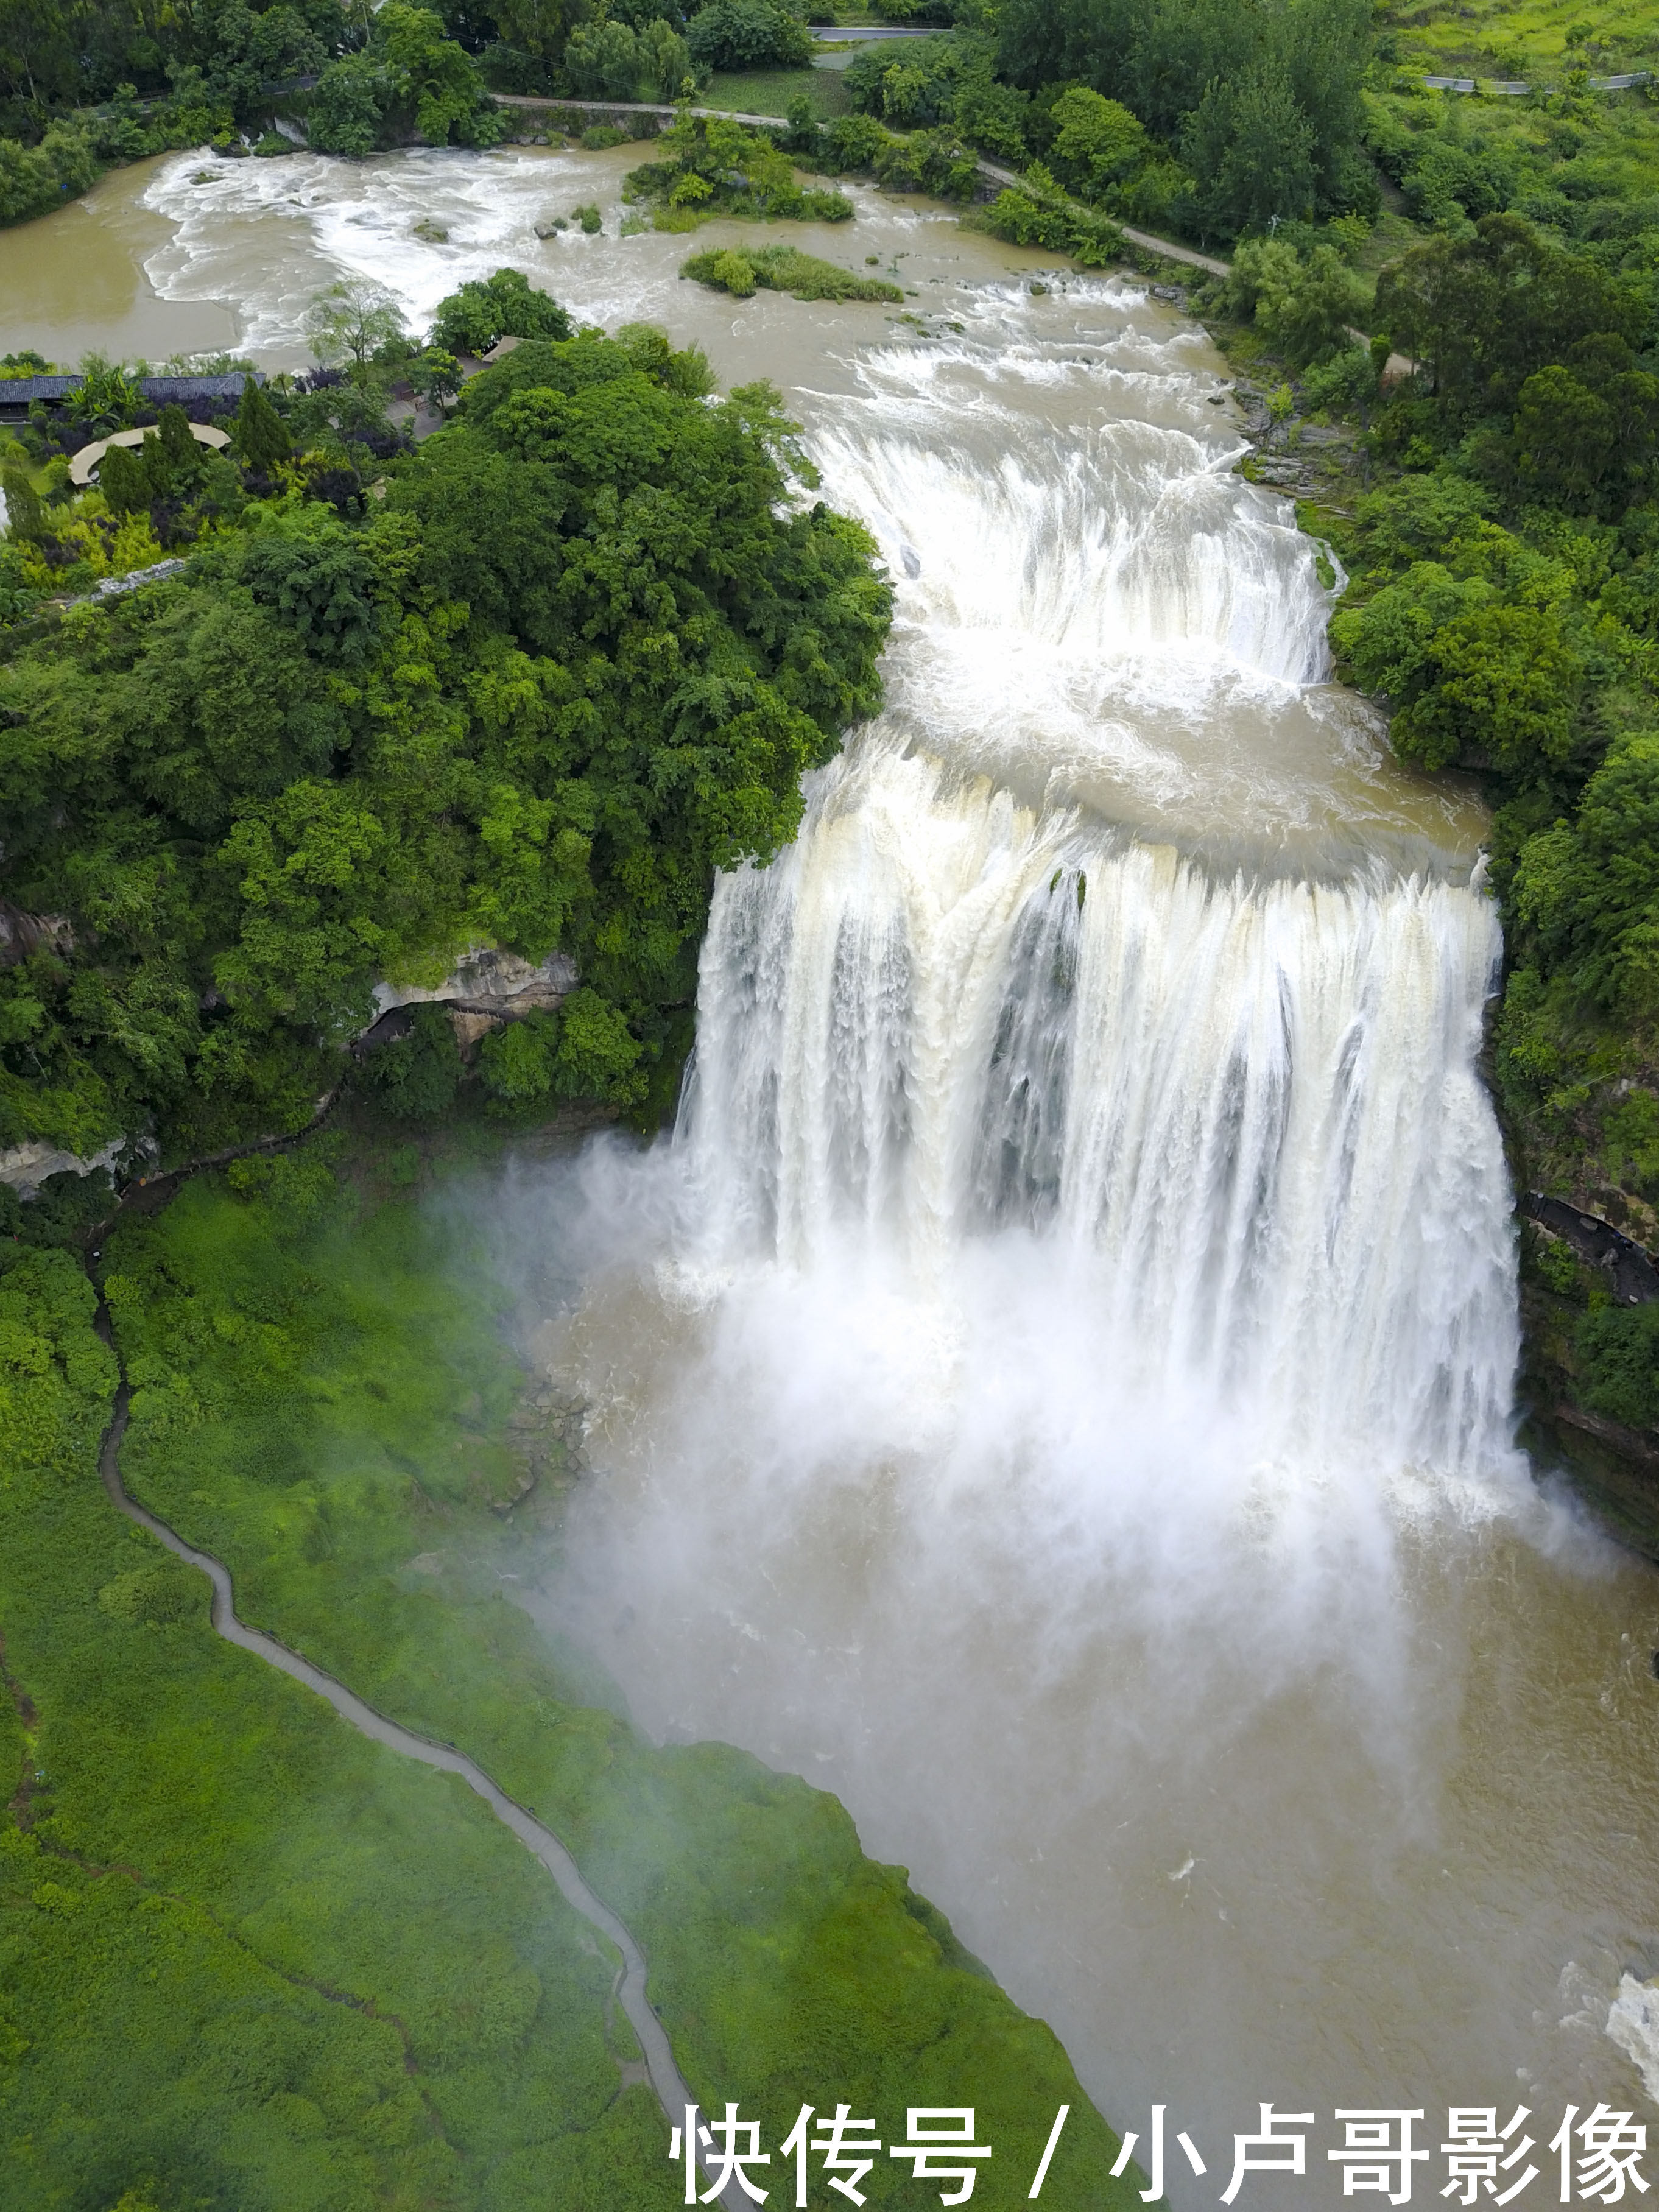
left=0, top=0, right=1381, bottom=239
left=0, top=305, right=890, bottom=1169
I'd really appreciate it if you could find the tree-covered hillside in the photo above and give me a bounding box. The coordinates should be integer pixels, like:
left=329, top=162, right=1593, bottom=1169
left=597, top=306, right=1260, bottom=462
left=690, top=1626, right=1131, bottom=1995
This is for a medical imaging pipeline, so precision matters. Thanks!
left=0, top=308, right=890, bottom=1168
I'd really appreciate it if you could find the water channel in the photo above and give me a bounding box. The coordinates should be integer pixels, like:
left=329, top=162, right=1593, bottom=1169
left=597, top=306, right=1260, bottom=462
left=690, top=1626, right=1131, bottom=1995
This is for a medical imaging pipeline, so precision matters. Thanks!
left=6, top=138, right=1658, bottom=2207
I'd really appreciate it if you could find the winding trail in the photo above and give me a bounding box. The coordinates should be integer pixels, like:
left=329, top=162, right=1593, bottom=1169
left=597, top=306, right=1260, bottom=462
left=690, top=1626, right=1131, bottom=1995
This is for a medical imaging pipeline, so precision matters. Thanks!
left=90, top=1313, right=748, bottom=2210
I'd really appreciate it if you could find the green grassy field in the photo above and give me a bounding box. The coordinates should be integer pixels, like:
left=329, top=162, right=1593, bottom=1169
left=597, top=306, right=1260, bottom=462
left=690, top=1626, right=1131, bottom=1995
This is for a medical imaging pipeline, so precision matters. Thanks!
left=1378, top=0, right=1659, bottom=79
left=1359, top=63, right=1659, bottom=247
left=0, top=1127, right=1143, bottom=2211
left=0, top=1240, right=677, bottom=2212
left=700, top=66, right=853, bottom=120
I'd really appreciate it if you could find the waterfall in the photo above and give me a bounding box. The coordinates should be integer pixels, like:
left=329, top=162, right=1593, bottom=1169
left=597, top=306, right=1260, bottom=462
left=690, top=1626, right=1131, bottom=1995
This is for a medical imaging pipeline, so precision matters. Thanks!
left=516, top=278, right=1646, bottom=2205
left=684, top=748, right=1514, bottom=1486
left=676, top=298, right=1519, bottom=1495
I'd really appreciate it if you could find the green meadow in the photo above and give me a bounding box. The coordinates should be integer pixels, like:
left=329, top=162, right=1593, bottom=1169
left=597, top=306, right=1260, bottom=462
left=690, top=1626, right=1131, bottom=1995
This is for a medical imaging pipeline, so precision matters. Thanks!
left=1378, top=0, right=1659, bottom=80
left=1, top=1130, right=1139, bottom=2211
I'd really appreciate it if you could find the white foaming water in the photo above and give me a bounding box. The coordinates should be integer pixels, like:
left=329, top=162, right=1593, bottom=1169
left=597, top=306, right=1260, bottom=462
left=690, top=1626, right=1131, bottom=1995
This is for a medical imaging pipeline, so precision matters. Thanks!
left=686, top=742, right=1515, bottom=1487
left=139, top=144, right=648, bottom=354
left=667, top=295, right=1516, bottom=1497
left=825, top=339, right=1330, bottom=688
left=1609, top=1975, right=1659, bottom=2104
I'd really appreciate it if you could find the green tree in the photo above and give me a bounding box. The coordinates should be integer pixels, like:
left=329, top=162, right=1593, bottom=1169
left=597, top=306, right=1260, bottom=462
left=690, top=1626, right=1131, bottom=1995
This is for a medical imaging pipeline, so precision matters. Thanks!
left=563, top=16, right=643, bottom=99
left=412, top=346, right=463, bottom=411
left=154, top=403, right=200, bottom=483
left=636, top=16, right=695, bottom=101
left=1512, top=341, right=1659, bottom=517
left=306, top=52, right=390, bottom=156
left=365, top=1002, right=463, bottom=1117
left=230, top=376, right=293, bottom=471
left=1375, top=215, right=1646, bottom=418
left=686, top=0, right=813, bottom=72
left=429, top=267, right=571, bottom=357
left=68, top=352, right=143, bottom=432
left=305, top=277, right=408, bottom=378
left=484, top=0, right=572, bottom=67
left=95, top=439, right=151, bottom=516
left=1332, top=562, right=1587, bottom=777
left=0, top=321, right=890, bottom=1162
left=378, top=2, right=502, bottom=147
left=1512, top=733, right=1659, bottom=1013
left=1047, top=85, right=1149, bottom=201
left=1245, top=242, right=1367, bottom=369
left=2, top=459, right=45, bottom=540
left=1183, top=65, right=1317, bottom=236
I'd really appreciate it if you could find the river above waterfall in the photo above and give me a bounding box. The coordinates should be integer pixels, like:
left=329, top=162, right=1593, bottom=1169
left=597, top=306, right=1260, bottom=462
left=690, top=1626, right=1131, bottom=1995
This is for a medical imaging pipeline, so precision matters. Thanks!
left=8, top=144, right=1658, bottom=2203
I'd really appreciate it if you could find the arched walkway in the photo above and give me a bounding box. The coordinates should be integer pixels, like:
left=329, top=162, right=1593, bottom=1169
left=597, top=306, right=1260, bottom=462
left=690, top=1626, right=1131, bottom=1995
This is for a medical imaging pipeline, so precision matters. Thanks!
left=69, top=420, right=231, bottom=488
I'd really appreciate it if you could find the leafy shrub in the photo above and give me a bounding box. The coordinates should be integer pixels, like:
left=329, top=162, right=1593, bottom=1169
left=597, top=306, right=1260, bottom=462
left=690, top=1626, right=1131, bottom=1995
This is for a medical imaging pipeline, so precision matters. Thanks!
left=972, top=175, right=1125, bottom=267
left=0, top=538, right=41, bottom=624
left=364, top=1006, right=465, bottom=1120
left=1299, top=345, right=1378, bottom=415
left=0, top=123, right=101, bottom=227
left=96, top=1559, right=205, bottom=1627
left=579, top=123, right=628, bottom=150
left=817, top=113, right=889, bottom=173
left=875, top=126, right=980, bottom=200
left=1575, top=1300, right=1659, bottom=1431
left=476, top=993, right=643, bottom=1109
left=686, top=0, right=814, bottom=72
left=225, top=1147, right=343, bottom=1235
left=625, top=112, right=853, bottom=223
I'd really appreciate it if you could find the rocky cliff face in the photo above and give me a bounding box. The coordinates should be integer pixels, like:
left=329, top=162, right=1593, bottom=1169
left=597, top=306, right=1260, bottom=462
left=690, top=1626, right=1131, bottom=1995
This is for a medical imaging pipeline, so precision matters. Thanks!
left=361, top=946, right=579, bottom=1054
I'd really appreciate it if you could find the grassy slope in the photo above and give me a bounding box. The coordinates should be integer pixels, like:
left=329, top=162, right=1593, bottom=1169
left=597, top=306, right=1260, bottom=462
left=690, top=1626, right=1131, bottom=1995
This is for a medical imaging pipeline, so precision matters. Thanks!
left=0, top=1245, right=675, bottom=2212
left=1378, top=0, right=1659, bottom=78
left=80, top=1134, right=1139, bottom=2211
left=700, top=68, right=852, bottom=121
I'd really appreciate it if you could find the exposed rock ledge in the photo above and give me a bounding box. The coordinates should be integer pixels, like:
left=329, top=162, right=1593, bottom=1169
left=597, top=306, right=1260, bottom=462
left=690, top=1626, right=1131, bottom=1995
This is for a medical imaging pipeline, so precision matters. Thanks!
left=0, top=1136, right=125, bottom=1195
left=359, top=946, right=578, bottom=1052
